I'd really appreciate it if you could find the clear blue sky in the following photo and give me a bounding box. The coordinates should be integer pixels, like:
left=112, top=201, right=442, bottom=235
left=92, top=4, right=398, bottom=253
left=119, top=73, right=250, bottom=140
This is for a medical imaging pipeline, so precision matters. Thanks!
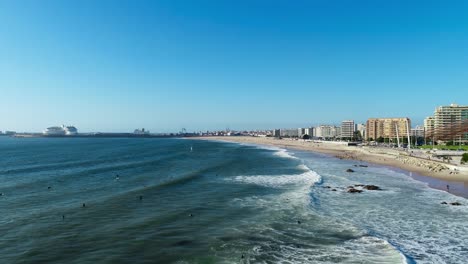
left=1, top=0, right=467, bottom=132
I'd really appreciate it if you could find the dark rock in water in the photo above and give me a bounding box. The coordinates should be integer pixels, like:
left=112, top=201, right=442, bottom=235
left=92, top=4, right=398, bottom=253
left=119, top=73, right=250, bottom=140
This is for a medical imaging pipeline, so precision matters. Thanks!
left=441, top=202, right=448, bottom=205
left=139, top=195, right=143, bottom=200
left=82, top=203, right=86, bottom=208
left=359, top=165, right=368, bottom=167
left=241, top=254, right=245, bottom=259
left=450, top=202, right=462, bottom=206
left=48, top=186, right=51, bottom=190
left=324, top=186, right=331, bottom=189
left=172, top=240, right=193, bottom=246
left=363, top=185, right=381, bottom=190
left=347, top=186, right=354, bottom=189
left=354, top=184, right=365, bottom=187
left=347, top=188, right=362, bottom=193
left=297, top=220, right=301, bottom=224
left=0, top=193, right=4, bottom=196
left=331, top=189, right=337, bottom=191
left=354, top=165, right=358, bottom=167
left=346, top=169, right=355, bottom=173
left=189, top=213, right=194, bottom=217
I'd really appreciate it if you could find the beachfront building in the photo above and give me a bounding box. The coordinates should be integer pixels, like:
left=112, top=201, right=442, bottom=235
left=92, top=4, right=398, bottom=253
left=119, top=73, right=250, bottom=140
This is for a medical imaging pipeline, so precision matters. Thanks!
left=424, top=117, right=435, bottom=139
left=273, top=129, right=281, bottom=137
left=411, top=125, right=424, bottom=138
left=356, top=123, right=366, bottom=140
left=426, top=103, right=468, bottom=144
left=315, top=125, right=339, bottom=139
left=366, top=118, right=411, bottom=143
left=280, top=129, right=299, bottom=138
left=340, top=120, right=355, bottom=139
left=298, top=128, right=307, bottom=138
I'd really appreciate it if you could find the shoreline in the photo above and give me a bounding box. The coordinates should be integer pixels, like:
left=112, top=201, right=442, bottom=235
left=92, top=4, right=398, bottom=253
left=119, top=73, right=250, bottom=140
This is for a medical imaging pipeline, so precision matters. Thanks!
left=192, top=136, right=468, bottom=197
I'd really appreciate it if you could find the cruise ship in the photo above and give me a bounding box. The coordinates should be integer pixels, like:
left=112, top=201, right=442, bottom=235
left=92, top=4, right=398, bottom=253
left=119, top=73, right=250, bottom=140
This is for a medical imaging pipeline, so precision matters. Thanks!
left=43, top=125, right=78, bottom=136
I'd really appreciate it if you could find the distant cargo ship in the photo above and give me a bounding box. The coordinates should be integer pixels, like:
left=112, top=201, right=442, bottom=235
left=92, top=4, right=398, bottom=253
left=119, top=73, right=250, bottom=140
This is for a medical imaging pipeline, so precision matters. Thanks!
left=43, top=125, right=78, bottom=136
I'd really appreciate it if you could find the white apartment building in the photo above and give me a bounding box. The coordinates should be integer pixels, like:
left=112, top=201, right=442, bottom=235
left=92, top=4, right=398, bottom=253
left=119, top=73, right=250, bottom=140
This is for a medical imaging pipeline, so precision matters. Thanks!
left=315, top=125, right=339, bottom=139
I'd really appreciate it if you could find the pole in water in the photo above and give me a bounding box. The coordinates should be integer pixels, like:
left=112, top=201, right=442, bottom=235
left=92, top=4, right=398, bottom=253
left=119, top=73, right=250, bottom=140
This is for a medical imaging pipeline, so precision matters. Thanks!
left=82, top=203, right=86, bottom=208
left=62, top=215, right=65, bottom=220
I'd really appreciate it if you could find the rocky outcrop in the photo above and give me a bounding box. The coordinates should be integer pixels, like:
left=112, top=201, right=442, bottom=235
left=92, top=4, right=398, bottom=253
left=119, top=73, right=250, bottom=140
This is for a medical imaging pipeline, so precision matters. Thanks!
left=346, top=169, right=355, bottom=173
left=347, top=188, right=362, bottom=193
left=363, top=185, right=381, bottom=190
left=395, top=155, right=451, bottom=173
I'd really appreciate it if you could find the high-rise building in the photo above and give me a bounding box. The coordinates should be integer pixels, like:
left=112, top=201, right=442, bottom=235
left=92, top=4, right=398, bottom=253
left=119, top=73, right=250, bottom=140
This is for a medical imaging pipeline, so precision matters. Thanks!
left=315, top=125, right=339, bottom=139
left=280, top=129, right=299, bottom=137
left=273, top=129, right=281, bottom=137
left=308, top=127, right=315, bottom=137
left=355, top=123, right=366, bottom=139
left=366, top=118, right=411, bottom=141
left=427, top=103, right=468, bottom=142
left=302, top=127, right=314, bottom=137
left=424, top=117, right=435, bottom=138
left=341, top=120, right=355, bottom=139
left=411, top=125, right=424, bottom=138
left=298, top=128, right=307, bottom=137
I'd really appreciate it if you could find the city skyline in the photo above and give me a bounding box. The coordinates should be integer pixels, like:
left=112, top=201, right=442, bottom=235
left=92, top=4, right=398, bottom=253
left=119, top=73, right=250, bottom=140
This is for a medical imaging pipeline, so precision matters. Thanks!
left=1, top=1, right=468, bottom=132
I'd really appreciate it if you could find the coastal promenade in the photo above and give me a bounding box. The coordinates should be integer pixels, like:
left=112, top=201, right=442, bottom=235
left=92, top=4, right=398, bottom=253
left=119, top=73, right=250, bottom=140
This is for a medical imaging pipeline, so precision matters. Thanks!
left=197, top=136, right=468, bottom=183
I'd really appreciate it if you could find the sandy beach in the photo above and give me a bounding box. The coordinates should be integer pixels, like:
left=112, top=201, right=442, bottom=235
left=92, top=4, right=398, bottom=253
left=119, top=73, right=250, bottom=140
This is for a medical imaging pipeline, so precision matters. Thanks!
left=194, top=136, right=468, bottom=184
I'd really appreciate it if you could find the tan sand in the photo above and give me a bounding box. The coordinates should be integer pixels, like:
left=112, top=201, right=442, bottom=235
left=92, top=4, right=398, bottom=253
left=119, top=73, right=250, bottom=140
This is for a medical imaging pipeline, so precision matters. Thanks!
left=192, top=136, right=468, bottom=183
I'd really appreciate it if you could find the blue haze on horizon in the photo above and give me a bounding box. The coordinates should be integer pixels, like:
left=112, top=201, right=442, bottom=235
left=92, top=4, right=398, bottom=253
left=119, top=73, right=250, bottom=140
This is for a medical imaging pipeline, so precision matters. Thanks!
left=1, top=0, right=467, bottom=133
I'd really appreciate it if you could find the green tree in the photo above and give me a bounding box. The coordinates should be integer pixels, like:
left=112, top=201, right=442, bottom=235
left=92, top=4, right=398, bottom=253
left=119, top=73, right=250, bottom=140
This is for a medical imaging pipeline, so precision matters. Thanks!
left=302, top=134, right=310, bottom=140
left=377, top=137, right=384, bottom=143
left=462, top=153, right=468, bottom=164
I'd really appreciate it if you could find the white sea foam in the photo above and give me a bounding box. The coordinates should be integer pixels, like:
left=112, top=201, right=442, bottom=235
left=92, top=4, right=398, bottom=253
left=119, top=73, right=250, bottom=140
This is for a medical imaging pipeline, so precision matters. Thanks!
left=272, top=148, right=298, bottom=159
left=229, top=165, right=322, bottom=211
left=231, top=165, right=320, bottom=189
left=241, top=143, right=299, bottom=160
left=312, top=160, right=468, bottom=264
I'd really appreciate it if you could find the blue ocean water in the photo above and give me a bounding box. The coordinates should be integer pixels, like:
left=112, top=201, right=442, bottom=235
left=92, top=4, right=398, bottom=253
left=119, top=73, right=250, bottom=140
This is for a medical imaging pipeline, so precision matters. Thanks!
left=0, top=137, right=467, bottom=263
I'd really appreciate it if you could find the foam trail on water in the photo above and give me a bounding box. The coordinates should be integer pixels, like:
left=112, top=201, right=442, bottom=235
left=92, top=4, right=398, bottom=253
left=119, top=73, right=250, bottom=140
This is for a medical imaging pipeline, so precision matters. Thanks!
left=231, top=165, right=320, bottom=189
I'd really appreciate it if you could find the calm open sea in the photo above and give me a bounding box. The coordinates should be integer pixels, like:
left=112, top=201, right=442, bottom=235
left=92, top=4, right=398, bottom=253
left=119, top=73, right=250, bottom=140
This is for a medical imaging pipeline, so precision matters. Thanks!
left=0, top=137, right=467, bottom=263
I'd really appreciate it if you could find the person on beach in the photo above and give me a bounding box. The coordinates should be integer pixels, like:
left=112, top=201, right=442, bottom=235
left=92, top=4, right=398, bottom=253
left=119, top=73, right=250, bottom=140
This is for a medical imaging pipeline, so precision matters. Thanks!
left=447, top=185, right=450, bottom=192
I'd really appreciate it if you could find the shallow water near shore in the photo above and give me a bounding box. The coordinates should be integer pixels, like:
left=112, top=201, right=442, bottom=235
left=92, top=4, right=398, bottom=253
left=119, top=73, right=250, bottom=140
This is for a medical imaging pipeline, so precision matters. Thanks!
left=408, top=172, right=468, bottom=198
left=0, top=137, right=467, bottom=263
